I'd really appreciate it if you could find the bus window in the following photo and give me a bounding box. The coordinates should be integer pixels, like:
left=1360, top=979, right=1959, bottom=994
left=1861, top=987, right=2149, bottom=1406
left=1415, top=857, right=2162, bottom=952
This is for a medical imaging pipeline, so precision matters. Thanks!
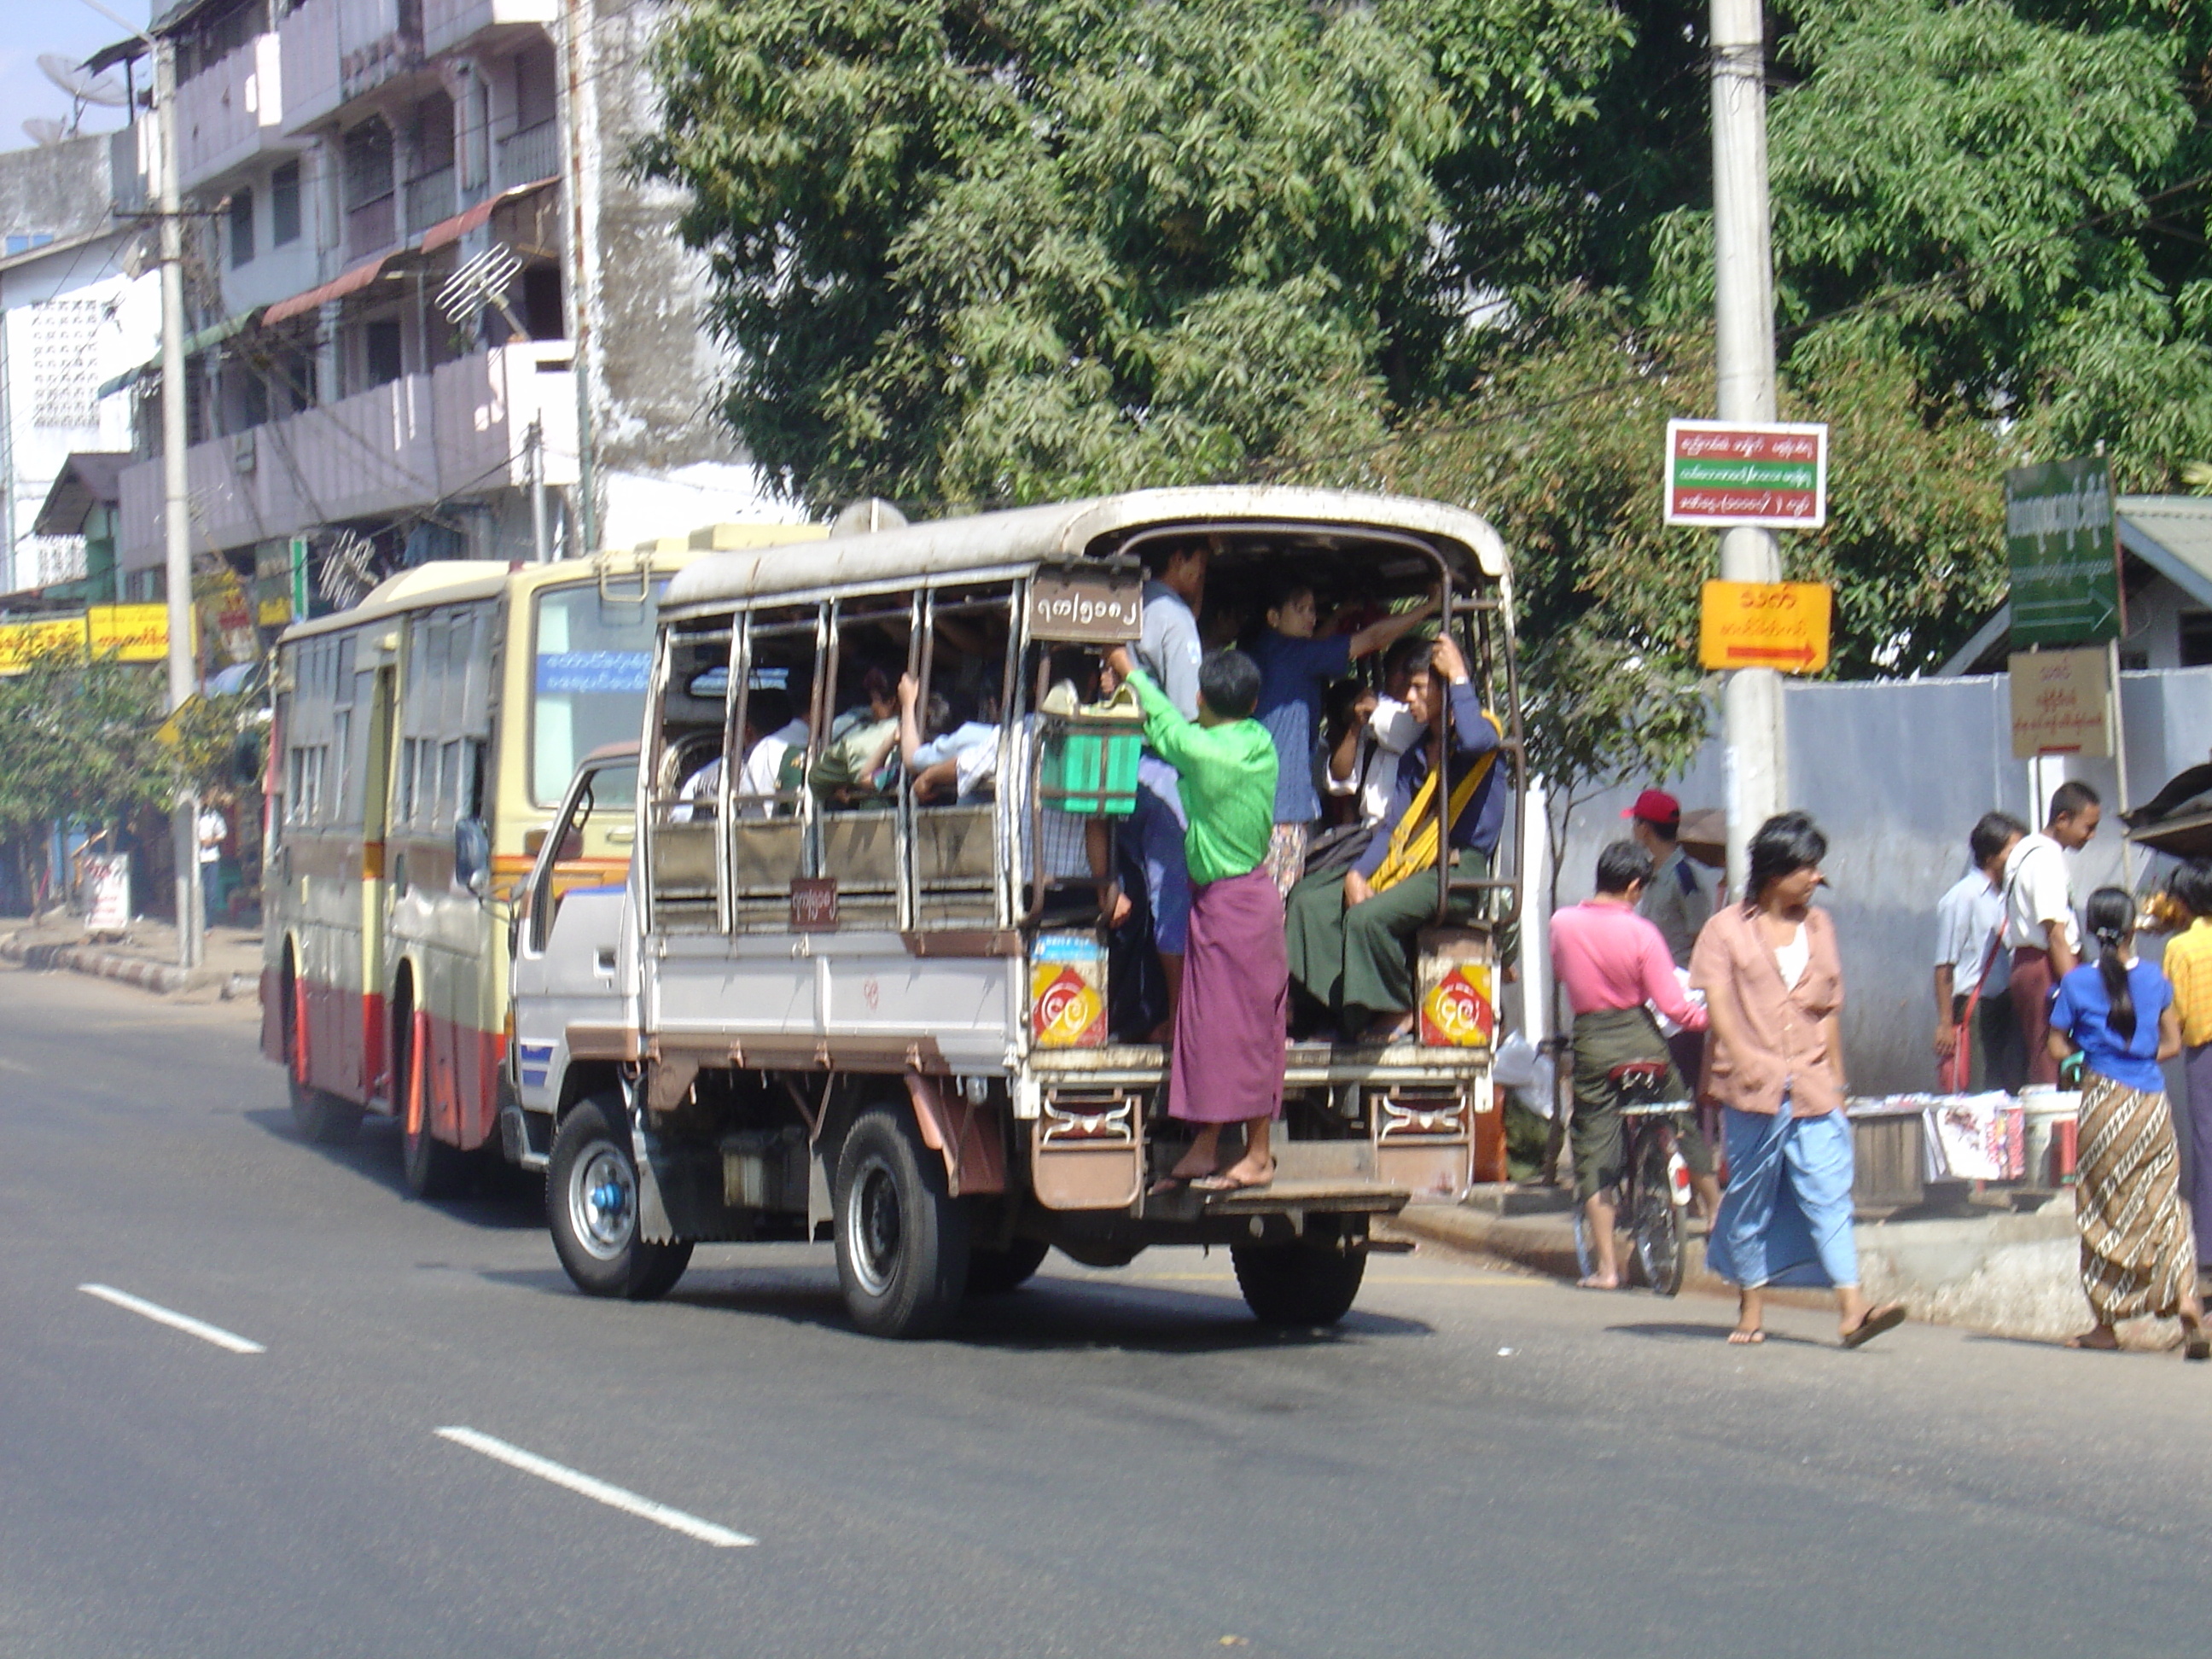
left=532, top=580, right=661, bottom=807
left=908, top=585, right=1013, bottom=928
left=727, top=605, right=819, bottom=931
left=646, top=614, right=734, bottom=932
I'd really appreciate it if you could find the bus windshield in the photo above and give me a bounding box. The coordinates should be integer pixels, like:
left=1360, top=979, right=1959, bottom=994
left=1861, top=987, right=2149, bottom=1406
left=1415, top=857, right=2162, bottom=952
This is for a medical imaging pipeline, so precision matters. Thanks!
left=531, top=582, right=663, bottom=806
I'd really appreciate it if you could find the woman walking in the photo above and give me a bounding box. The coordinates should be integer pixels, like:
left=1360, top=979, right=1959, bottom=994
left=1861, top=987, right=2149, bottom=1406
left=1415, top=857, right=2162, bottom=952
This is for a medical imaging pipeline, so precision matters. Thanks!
left=1691, top=812, right=1905, bottom=1348
left=2048, top=887, right=2209, bottom=1356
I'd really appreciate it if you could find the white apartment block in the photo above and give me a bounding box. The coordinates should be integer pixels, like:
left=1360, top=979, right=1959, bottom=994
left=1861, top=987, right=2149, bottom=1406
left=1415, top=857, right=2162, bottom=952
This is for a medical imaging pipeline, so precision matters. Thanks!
left=115, top=0, right=774, bottom=621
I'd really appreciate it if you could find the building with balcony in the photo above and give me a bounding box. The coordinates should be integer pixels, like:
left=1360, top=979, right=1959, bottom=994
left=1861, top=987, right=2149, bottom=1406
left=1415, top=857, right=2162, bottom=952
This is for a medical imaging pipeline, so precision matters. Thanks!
left=0, top=131, right=160, bottom=602
left=117, top=0, right=775, bottom=639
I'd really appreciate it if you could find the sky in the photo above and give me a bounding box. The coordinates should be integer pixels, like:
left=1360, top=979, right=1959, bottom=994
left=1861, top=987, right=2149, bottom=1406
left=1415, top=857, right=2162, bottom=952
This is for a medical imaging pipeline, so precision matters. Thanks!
left=0, top=0, right=151, bottom=154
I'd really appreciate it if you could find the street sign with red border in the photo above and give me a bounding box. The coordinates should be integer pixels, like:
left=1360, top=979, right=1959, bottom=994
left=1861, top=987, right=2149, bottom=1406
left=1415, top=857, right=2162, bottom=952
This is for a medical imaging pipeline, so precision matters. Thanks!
left=1664, top=420, right=1828, bottom=529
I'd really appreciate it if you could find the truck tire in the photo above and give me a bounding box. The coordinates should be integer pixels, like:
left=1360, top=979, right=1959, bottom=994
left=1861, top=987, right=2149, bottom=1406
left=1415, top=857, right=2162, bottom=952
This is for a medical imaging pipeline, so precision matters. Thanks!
left=547, top=1095, right=693, bottom=1300
left=834, top=1105, right=969, bottom=1337
left=1231, top=1231, right=1368, bottom=1327
left=965, top=1237, right=1050, bottom=1297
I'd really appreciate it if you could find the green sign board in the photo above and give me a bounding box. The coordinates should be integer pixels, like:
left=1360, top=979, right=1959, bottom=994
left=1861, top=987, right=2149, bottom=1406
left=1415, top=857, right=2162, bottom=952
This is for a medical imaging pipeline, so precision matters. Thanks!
left=2005, top=457, right=2119, bottom=647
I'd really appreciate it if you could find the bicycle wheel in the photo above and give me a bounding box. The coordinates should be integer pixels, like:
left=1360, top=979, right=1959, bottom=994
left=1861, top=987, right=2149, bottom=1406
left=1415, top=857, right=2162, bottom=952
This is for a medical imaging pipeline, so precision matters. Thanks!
left=1572, top=1202, right=1598, bottom=1282
left=1631, top=1130, right=1686, bottom=1296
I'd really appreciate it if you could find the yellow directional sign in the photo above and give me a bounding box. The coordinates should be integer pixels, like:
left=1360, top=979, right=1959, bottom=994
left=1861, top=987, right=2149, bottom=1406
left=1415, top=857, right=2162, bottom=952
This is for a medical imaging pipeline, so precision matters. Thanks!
left=1698, top=580, right=1832, bottom=674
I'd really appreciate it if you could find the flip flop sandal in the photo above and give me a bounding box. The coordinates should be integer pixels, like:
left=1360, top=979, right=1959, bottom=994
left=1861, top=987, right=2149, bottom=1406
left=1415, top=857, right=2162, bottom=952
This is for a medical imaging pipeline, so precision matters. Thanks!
left=1842, top=1305, right=1907, bottom=1349
left=1726, top=1328, right=1766, bottom=1346
left=1192, top=1166, right=1276, bottom=1194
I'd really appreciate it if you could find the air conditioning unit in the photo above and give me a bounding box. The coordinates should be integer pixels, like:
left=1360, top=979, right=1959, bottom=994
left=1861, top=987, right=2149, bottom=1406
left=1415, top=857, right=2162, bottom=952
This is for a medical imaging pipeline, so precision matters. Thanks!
left=231, top=430, right=257, bottom=474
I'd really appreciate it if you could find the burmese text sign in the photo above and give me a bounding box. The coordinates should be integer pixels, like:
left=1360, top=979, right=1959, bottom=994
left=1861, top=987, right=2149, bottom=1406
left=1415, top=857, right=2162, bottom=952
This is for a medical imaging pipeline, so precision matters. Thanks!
left=1665, top=422, right=1828, bottom=529
left=1698, top=581, right=1833, bottom=673
left=2005, top=458, right=2119, bottom=647
left=2009, top=647, right=2113, bottom=758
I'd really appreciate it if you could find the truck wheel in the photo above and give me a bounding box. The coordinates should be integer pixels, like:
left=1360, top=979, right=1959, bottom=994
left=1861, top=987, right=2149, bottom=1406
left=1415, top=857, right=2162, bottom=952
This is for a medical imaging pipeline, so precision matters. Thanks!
left=965, top=1237, right=1050, bottom=1297
left=834, top=1106, right=969, bottom=1337
left=1231, top=1231, right=1368, bottom=1327
left=546, top=1096, right=693, bottom=1300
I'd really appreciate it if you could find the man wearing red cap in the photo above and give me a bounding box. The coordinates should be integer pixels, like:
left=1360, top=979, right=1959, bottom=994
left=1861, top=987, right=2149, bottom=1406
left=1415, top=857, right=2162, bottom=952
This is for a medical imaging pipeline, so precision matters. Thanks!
left=1626, top=789, right=1710, bottom=970
left=1627, top=789, right=1712, bottom=1101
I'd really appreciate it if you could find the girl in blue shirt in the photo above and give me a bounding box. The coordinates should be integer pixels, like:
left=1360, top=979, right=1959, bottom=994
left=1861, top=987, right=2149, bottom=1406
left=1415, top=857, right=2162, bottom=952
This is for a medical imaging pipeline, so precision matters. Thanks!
left=2047, top=886, right=2205, bottom=1357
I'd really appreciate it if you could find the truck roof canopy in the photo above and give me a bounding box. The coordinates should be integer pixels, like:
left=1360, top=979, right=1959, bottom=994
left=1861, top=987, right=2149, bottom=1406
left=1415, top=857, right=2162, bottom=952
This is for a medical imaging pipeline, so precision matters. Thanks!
left=663, top=486, right=1508, bottom=617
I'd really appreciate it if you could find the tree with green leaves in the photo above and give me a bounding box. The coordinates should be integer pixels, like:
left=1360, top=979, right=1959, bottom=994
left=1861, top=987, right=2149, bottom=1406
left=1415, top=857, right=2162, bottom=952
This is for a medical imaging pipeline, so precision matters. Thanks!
left=0, top=643, right=172, bottom=912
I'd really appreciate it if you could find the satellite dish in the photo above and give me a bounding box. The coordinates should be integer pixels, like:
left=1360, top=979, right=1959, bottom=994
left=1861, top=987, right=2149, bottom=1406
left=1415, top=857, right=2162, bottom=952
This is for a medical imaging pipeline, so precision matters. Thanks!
left=21, top=118, right=67, bottom=148
left=39, top=54, right=128, bottom=109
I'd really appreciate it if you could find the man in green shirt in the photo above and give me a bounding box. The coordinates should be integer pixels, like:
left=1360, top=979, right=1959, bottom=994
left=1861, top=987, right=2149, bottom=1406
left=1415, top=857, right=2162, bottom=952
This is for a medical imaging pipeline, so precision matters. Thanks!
left=1107, top=643, right=1287, bottom=1193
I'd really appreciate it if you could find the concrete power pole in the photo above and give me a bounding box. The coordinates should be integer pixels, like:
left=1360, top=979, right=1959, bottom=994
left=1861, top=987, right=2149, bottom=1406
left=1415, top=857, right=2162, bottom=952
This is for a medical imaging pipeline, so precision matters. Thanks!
left=1709, top=0, right=1786, bottom=888
left=154, top=37, right=202, bottom=969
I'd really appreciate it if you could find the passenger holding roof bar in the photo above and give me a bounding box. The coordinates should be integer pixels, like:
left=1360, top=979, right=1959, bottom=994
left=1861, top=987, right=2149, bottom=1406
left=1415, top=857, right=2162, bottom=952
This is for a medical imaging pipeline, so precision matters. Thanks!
left=1105, top=641, right=1287, bottom=1194
left=1283, top=633, right=1507, bottom=1042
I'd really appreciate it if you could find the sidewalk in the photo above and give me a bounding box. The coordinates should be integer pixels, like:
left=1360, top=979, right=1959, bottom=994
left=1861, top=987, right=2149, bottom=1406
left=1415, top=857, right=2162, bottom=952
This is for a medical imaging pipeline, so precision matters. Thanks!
left=0, top=913, right=263, bottom=1002
left=1392, top=1183, right=2098, bottom=1344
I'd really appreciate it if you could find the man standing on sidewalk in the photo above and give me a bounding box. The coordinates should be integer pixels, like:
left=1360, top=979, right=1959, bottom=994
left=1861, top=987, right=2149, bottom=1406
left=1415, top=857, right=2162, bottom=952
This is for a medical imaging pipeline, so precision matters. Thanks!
left=195, top=801, right=229, bottom=928
left=1551, top=840, right=1721, bottom=1290
left=2003, top=781, right=2101, bottom=1086
left=1934, top=812, right=2027, bottom=1091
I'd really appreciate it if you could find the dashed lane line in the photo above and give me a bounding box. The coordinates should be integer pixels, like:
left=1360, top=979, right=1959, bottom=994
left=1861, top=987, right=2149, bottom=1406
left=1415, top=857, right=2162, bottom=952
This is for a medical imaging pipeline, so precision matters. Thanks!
left=434, top=1427, right=756, bottom=1548
left=79, top=1284, right=266, bottom=1354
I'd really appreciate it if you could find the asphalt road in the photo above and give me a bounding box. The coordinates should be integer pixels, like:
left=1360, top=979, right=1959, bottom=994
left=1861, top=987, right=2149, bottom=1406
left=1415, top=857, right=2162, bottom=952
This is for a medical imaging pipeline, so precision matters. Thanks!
left=3, top=966, right=2209, bottom=1658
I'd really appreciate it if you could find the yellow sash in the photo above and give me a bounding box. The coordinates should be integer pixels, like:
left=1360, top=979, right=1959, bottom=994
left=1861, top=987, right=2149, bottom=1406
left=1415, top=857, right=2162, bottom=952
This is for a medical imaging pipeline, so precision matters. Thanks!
left=1369, top=713, right=1504, bottom=894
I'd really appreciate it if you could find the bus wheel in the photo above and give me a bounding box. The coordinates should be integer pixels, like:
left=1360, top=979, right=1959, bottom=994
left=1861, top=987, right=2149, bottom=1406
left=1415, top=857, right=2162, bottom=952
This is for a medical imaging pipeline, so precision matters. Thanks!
left=1231, top=1228, right=1368, bottom=1328
left=401, top=1100, right=472, bottom=1199
left=281, top=964, right=359, bottom=1145
left=965, top=1237, right=1050, bottom=1297
left=547, top=1096, right=692, bottom=1301
left=291, top=1079, right=364, bottom=1146
left=834, top=1106, right=969, bottom=1338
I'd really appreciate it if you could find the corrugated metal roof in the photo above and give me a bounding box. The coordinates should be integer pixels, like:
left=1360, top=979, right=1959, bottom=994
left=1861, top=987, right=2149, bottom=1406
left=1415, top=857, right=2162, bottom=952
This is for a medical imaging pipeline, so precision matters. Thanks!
left=664, top=486, right=1509, bottom=614
left=2117, top=494, right=2212, bottom=608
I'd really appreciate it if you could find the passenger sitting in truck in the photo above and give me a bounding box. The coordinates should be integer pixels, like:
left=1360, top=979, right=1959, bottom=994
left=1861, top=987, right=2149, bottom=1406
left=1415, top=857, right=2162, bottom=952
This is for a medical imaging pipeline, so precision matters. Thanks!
left=1106, top=641, right=1287, bottom=1194
left=733, top=685, right=807, bottom=818
left=892, top=674, right=998, bottom=803
left=810, top=662, right=900, bottom=804
left=1283, top=633, right=1506, bottom=1043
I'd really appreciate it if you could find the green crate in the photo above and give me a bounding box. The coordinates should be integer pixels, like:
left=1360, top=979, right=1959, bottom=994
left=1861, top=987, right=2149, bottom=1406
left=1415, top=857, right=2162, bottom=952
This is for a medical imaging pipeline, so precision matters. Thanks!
left=1043, top=724, right=1142, bottom=815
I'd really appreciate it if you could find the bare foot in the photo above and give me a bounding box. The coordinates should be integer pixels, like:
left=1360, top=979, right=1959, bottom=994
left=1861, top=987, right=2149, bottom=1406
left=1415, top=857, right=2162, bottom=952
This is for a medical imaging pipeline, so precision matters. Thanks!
left=1363, top=1012, right=1415, bottom=1044
left=2064, top=1325, right=2121, bottom=1351
left=1576, top=1274, right=1621, bottom=1290
left=1727, top=1325, right=1766, bottom=1345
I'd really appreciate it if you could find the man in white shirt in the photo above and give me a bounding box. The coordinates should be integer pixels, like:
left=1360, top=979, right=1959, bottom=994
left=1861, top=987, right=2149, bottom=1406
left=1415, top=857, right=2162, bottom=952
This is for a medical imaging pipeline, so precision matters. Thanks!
left=1934, top=811, right=2026, bottom=1091
left=733, top=686, right=810, bottom=818
left=196, top=803, right=228, bottom=925
left=1324, top=635, right=1425, bottom=828
left=2002, top=779, right=2100, bottom=1086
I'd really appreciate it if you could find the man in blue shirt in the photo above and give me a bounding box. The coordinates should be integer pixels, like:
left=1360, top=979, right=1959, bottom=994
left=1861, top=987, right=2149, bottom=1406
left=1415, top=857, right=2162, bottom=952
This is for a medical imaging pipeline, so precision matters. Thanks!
left=1249, top=579, right=1436, bottom=898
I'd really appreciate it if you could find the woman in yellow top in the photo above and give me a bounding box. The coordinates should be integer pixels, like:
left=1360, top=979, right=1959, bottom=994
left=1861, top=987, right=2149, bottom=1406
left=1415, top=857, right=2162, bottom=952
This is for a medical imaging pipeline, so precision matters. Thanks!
left=1107, top=643, right=1284, bottom=1193
left=2158, top=860, right=2212, bottom=1277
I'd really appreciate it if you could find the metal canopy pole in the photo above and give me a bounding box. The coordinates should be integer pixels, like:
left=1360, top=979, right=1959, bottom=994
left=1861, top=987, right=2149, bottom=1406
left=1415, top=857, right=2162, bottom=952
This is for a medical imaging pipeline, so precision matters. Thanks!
left=1710, top=0, right=1787, bottom=891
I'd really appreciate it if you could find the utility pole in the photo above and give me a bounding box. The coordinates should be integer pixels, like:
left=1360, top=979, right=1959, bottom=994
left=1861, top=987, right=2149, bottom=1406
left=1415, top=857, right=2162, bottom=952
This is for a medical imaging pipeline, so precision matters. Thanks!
left=560, top=0, right=599, bottom=559
left=528, top=416, right=550, bottom=563
left=154, top=35, right=202, bottom=969
left=1709, top=0, right=1786, bottom=889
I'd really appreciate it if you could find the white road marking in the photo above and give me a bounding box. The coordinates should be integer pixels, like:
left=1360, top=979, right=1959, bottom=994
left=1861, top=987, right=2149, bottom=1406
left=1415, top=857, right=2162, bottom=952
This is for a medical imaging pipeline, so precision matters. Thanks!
left=434, top=1427, right=756, bottom=1548
left=78, top=1284, right=265, bottom=1354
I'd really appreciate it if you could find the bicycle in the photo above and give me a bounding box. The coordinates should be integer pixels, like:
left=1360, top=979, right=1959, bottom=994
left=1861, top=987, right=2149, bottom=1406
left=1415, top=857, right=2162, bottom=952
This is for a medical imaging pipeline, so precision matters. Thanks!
left=1569, top=1059, right=1698, bottom=1296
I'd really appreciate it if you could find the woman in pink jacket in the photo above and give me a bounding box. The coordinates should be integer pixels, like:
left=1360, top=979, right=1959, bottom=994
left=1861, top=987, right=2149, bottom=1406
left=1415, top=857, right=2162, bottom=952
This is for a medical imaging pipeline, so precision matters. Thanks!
left=1691, top=812, right=1905, bottom=1349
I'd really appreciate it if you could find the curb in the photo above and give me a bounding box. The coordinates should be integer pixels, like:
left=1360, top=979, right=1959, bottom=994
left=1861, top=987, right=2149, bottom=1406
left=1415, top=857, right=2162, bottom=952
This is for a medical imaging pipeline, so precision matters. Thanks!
left=1, top=934, right=258, bottom=1001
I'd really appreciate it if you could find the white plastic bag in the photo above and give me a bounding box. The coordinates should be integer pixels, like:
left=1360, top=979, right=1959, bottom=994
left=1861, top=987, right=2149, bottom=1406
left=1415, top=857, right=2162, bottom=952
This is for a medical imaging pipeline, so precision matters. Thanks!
left=1492, top=1029, right=1540, bottom=1088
